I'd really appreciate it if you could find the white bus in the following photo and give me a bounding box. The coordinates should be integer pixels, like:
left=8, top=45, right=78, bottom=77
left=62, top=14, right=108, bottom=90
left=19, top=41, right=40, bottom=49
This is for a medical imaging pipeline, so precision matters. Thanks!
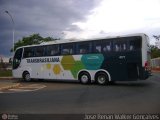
left=12, top=33, right=151, bottom=85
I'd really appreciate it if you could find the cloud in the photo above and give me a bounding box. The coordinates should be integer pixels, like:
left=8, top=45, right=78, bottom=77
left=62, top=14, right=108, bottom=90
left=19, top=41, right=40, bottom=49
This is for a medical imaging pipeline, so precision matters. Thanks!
left=64, top=0, right=160, bottom=43
left=1, top=0, right=160, bottom=58
left=0, top=0, right=100, bottom=57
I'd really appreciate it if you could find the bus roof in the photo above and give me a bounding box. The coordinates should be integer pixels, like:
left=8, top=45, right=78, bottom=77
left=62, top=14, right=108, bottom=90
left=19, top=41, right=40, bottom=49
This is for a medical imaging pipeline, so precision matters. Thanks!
left=16, top=33, right=148, bottom=50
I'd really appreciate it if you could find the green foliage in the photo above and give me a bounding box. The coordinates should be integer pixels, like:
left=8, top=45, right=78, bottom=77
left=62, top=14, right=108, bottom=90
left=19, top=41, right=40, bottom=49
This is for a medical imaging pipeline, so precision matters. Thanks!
left=0, top=57, right=4, bottom=68
left=11, top=34, right=59, bottom=52
left=0, top=70, right=12, bottom=77
left=150, top=45, right=160, bottom=58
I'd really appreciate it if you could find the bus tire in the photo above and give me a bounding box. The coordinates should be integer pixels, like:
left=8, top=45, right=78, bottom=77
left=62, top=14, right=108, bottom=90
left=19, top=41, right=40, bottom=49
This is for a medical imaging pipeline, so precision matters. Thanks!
left=23, top=71, right=31, bottom=82
left=96, top=72, right=109, bottom=85
left=79, top=72, right=91, bottom=84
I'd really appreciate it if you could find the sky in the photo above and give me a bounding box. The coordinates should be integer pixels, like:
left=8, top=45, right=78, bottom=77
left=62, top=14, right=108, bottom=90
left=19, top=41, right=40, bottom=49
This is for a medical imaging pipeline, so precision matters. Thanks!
left=0, top=0, right=160, bottom=59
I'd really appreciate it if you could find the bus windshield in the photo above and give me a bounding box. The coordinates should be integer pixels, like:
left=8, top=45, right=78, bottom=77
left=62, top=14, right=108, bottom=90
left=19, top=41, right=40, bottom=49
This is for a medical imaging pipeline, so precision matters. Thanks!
left=13, top=48, right=23, bottom=69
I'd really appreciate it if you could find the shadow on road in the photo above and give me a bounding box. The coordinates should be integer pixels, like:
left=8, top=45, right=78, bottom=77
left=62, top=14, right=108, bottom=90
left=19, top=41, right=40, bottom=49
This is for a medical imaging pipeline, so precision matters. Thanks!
left=111, top=81, right=151, bottom=87
left=15, top=78, right=152, bottom=88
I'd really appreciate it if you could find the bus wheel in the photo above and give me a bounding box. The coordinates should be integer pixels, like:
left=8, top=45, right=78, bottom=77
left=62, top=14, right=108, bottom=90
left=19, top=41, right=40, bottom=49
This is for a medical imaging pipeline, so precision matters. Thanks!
left=96, top=72, right=109, bottom=85
left=79, top=72, right=91, bottom=84
left=23, top=72, right=31, bottom=82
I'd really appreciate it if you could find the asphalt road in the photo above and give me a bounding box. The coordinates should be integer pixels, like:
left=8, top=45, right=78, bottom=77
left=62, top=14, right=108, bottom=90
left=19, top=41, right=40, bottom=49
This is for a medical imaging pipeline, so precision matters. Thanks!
left=0, top=73, right=160, bottom=114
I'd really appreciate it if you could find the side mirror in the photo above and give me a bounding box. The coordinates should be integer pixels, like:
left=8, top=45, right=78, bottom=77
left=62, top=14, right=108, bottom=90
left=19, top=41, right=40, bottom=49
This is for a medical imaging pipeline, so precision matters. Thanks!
left=9, top=58, right=13, bottom=64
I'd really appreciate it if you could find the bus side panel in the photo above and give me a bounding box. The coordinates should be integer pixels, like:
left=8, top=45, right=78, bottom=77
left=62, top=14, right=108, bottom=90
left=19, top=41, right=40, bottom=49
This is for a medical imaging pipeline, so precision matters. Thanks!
left=140, top=35, right=150, bottom=80
left=12, top=68, right=23, bottom=78
left=101, top=53, right=128, bottom=81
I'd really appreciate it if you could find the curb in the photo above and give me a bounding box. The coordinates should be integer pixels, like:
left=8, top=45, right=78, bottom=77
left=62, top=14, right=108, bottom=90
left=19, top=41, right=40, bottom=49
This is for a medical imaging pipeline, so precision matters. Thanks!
left=0, top=77, right=15, bottom=80
left=0, top=83, right=21, bottom=91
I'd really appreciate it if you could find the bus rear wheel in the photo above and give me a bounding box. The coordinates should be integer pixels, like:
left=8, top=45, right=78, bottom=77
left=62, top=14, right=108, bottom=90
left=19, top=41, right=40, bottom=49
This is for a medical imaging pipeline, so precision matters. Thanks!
left=96, top=72, right=109, bottom=85
left=23, top=71, right=31, bottom=82
left=79, top=72, right=91, bottom=84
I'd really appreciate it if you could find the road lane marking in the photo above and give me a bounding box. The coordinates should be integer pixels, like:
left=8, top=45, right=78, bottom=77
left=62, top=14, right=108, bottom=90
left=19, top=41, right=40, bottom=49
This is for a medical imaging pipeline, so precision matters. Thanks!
left=0, top=84, right=46, bottom=94
left=19, top=85, right=46, bottom=89
left=9, top=89, right=32, bottom=91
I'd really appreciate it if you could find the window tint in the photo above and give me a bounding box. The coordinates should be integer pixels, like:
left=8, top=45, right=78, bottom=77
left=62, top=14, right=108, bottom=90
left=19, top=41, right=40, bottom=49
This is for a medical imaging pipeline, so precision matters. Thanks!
left=13, top=48, right=23, bottom=69
left=46, top=45, right=59, bottom=56
left=113, top=40, right=127, bottom=52
left=76, top=42, right=91, bottom=54
left=129, top=37, right=141, bottom=51
left=23, top=47, right=35, bottom=58
left=35, top=46, right=45, bottom=57
left=102, top=41, right=112, bottom=52
left=14, top=48, right=23, bottom=60
left=95, top=43, right=102, bottom=53
left=61, top=43, right=74, bottom=55
left=94, top=40, right=112, bottom=53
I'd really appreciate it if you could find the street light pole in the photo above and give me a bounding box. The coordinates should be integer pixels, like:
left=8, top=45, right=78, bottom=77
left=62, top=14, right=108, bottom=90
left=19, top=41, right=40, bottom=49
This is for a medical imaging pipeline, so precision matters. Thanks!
left=5, top=11, right=15, bottom=55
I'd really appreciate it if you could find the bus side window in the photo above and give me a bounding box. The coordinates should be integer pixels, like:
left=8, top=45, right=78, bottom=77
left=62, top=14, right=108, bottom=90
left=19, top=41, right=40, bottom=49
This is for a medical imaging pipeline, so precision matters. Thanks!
left=114, top=40, right=127, bottom=52
left=94, top=40, right=112, bottom=53
left=94, top=42, right=102, bottom=53
left=123, top=43, right=127, bottom=51
left=129, top=37, right=141, bottom=51
left=23, top=47, right=34, bottom=58
left=114, top=43, right=120, bottom=52
left=77, top=42, right=91, bottom=54
left=103, top=41, right=112, bottom=52
left=46, top=45, right=59, bottom=56
left=35, top=46, right=44, bottom=57
left=129, top=44, right=134, bottom=51
left=95, top=46, right=101, bottom=53
left=121, top=42, right=127, bottom=51
left=129, top=39, right=141, bottom=51
left=61, top=43, right=74, bottom=55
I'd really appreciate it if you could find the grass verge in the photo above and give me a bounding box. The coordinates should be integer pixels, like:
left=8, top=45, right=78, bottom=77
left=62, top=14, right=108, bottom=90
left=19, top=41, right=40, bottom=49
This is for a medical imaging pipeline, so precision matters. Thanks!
left=0, top=70, right=12, bottom=77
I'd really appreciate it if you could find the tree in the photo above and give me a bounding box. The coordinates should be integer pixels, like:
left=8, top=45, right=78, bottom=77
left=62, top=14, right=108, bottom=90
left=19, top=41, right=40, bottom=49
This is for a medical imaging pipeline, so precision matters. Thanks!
left=153, top=35, right=160, bottom=49
left=11, top=34, right=60, bottom=52
left=153, top=35, right=160, bottom=41
left=0, top=57, right=3, bottom=68
left=150, top=45, right=160, bottom=58
left=0, top=57, right=6, bottom=70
